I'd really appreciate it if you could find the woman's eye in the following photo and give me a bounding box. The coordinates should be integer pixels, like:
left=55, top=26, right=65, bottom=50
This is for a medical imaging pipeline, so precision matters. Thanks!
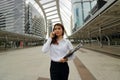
left=58, top=28, right=61, bottom=30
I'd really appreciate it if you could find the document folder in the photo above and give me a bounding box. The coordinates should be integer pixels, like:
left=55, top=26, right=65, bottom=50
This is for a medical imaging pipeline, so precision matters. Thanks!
left=63, top=43, right=83, bottom=59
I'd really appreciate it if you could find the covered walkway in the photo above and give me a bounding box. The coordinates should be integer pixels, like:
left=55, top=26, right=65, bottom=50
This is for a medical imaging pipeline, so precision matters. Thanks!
left=0, top=46, right=120, bottom=80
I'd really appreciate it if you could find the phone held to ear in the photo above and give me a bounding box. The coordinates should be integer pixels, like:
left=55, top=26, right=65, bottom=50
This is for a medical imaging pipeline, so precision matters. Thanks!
left=50, top=31, right=56, bottom=38
left=52, top=32, right=55, bottom=36
left=52, top=32, right=57, bottom=38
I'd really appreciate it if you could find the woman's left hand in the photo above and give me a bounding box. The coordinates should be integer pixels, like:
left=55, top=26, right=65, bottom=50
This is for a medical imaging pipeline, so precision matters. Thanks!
left=59, top=58, right=68, bottom=63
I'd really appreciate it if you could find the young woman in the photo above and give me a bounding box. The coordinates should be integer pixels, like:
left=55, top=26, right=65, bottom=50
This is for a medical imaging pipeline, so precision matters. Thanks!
left=42, top=23, right=75, bottom=80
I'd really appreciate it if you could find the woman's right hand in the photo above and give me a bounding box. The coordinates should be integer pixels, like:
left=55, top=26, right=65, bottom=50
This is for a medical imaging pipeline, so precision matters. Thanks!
left=59, top=58, right=68, bottom=63
left=50, top=32, right=55, bottom=38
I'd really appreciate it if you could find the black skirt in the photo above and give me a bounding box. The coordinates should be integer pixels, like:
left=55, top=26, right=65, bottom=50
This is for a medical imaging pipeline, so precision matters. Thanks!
left=50, top=61, right=69, bottom=80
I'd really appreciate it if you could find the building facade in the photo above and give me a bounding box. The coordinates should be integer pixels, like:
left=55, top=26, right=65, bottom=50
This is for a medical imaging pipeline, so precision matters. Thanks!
left=0, top=0, right=45, bottom=37
left=25, top=2, right=45, bottom=37
left=47, top=19, right=52, bottom=37
left=0, top=0, right=25, bottom=34
left=71, top=0, right=97, bottom=32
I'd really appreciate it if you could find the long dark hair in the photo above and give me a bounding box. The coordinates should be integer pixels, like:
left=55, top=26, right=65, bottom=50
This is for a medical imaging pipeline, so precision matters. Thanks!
left=51, top=23, right=65, bottom=45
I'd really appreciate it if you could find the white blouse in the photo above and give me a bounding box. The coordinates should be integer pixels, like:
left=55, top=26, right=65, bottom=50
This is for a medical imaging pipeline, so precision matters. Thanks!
left=42, top=38, right=75, bottom=62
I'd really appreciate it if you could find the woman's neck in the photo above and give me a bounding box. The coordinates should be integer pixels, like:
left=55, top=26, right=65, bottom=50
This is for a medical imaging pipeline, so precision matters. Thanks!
left=57, top=36, right=63, bottom=41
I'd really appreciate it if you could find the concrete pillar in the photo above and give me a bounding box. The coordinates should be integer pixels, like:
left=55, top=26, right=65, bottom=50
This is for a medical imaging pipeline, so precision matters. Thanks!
left=5, top=36, right=8, bottom=50
left=88, top=31, right=91, bottom=46
left=99, top=27, right=103, bottom=48
left=105, top=35, right=110, bottom=46
left=96, top=37, right=99, bottom=45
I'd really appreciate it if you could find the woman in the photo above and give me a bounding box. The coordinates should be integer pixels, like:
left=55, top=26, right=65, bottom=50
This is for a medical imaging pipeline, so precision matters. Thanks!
left=42, top=23, right=75, bottom=80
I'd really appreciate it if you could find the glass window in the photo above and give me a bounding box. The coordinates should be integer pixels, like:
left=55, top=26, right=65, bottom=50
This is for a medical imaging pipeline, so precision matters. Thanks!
left=91, top=0, right=97, bottom=8
left=83, top=2, right=91, bottom=19
left=47, top=15, right=58, bottom=19
left=51, top=18, right=60, bottom=22
left=40, top=0, right=54, bottom=4
left=45, top=7, right=57, bottom=13
left=46, top=10, right=57, bottom=16
left=42, top=2, right=56, bottom=9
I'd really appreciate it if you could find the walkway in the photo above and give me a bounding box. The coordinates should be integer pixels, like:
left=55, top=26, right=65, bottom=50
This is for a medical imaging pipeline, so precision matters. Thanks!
left=0, top=46, right=120, bottom=80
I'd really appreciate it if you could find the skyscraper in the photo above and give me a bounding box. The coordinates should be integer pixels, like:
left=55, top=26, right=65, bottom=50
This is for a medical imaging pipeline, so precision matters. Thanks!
left=0, top=0, right=25, bottom=34
left=25, top=2, right=45, bottom=37
left=71, top=0, right=97, bottom=32
left=0, top=0, right=45, bottom=37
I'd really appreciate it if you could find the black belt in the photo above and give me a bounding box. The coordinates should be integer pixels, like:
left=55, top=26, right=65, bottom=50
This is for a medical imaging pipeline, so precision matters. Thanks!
left=51, top=60, right=67, bottom=64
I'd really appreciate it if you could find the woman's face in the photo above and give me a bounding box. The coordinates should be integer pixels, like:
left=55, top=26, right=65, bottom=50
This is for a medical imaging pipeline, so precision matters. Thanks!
left=53, top=25, right=63, bottom=37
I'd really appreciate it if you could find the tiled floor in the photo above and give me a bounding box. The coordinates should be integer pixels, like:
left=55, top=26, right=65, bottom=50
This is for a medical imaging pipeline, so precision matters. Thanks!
left=76, top=48, right=120, bottom=80
left=0, top=46, right=80, bottom=80
left=0, top=46, right=120, bottom=80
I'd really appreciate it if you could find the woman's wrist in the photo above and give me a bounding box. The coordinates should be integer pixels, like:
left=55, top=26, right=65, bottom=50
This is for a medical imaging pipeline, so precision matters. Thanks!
left=59, top=58, right=68, bottom=63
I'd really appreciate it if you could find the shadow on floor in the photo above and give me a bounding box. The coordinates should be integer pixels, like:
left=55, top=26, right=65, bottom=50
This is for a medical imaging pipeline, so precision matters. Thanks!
left=37, top=77, right=49, bottom=80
